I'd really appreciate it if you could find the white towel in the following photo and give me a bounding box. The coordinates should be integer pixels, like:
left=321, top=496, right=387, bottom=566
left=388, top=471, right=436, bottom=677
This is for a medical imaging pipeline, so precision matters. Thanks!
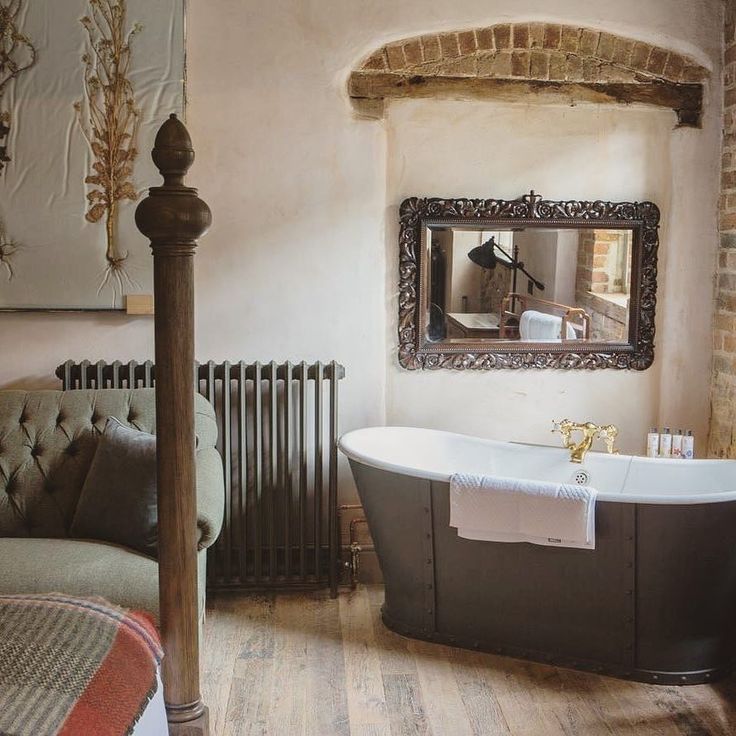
left=519, top=309, right=576, bottom=340
left=449, top=473, right=597, bottom=550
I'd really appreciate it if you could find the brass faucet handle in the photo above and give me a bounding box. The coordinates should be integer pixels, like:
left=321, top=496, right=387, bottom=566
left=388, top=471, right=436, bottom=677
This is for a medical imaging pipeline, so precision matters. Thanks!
left=552, top=418, right=573, bottom=432
left=552, top=419, right=574, bottom=448
left=599, top=424, right=620, bottom=455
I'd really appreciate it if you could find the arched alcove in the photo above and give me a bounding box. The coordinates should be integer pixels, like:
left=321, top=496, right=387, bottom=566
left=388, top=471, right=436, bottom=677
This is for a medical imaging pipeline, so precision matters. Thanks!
left=348, top=22, right=709, bottom=126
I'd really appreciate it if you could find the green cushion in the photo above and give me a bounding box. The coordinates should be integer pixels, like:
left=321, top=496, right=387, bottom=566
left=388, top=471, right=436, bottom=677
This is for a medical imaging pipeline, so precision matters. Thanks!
left=71, top=418, right=158, bottom=557
left=0, top=538, right=207, bottom=623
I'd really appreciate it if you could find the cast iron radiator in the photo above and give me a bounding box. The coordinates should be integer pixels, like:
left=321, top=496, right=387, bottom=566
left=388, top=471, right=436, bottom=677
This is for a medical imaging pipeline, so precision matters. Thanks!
left=56, top=359, right=345, bottom=595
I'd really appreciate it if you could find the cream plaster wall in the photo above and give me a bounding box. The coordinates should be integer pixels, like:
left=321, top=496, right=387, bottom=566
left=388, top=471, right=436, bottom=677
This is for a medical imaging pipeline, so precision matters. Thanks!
left=0, top=0, right=722, bottom=481
left=385, top=101, right=712, bottom=455
left=450, top=231, right=484, bottom=312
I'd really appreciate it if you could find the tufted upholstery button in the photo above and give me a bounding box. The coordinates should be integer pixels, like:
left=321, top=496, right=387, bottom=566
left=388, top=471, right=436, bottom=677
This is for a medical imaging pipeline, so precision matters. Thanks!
left=30, top=446, right=42, bottom=458
left=91, top=413, right=100, bottom=424
left=128, top=412, right=137, bottom=422
left=56, top=414, right=65, bottom=425
left=66, top=442, right=78, bottom=458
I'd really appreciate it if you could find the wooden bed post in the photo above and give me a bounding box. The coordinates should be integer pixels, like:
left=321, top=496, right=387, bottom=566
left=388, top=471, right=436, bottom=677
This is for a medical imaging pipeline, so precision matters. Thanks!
left=135, top=115, right=212, bottom=735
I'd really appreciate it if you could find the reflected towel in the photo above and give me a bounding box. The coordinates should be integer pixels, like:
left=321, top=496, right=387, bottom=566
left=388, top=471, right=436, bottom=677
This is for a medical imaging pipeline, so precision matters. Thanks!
left=449, top=473, right=597, bottom=549
left=519, top=309, right=576, bottom=340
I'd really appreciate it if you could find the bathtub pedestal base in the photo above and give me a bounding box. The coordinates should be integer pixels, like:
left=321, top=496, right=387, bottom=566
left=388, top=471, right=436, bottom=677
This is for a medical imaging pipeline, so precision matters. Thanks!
left=381, top=607, right=734, bottom=686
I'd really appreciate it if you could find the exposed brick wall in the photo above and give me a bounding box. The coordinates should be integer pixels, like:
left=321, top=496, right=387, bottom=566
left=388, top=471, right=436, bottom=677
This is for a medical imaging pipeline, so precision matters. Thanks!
left=350, top=23, right=709, bottom=122
left=710, top=2, right=736, bottom=457
left=360, top=23, right=707, bottom=85
left=576, top=230, right=597, bottom=294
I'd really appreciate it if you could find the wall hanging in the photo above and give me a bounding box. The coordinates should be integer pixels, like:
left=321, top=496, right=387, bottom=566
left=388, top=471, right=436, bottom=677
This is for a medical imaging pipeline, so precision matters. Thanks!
left=0, top=0, right=186, bottom=311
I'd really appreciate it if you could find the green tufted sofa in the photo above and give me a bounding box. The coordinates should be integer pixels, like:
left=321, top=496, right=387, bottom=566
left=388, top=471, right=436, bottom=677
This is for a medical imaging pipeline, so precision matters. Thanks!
left=0, top=389, right=224, bottom=622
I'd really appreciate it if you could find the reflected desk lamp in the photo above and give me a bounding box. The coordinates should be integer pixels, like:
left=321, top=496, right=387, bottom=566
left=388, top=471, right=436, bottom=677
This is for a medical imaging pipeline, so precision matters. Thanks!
left=467, top=236, right=545, bottom=305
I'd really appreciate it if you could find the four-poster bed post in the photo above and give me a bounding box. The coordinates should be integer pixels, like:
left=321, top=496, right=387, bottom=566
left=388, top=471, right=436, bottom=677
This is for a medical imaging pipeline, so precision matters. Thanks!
left=135, top=114, right=212, bottom=736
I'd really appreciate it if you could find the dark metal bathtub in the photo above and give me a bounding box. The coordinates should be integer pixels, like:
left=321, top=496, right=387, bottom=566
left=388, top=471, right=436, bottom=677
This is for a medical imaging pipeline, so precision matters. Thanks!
left=349, top=460, right=736, bottom=685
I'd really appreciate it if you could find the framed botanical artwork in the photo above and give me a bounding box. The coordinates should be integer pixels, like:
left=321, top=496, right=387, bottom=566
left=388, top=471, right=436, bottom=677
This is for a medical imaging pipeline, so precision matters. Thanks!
left=0, top=0, right=186, bottom=311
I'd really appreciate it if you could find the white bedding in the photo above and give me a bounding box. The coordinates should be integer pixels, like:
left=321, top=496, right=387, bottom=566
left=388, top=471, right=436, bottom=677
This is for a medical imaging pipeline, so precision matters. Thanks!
left=131, top=673, right=168, bottom=736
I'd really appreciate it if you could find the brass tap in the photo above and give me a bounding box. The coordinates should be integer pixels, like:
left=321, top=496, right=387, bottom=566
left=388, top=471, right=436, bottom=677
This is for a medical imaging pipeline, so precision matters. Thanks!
left=552, top=419, right=619, bottom=463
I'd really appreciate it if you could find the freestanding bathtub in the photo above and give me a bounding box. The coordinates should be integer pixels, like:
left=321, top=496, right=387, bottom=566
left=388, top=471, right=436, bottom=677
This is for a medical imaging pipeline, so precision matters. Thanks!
left=339, top=426, right=736, bottom=685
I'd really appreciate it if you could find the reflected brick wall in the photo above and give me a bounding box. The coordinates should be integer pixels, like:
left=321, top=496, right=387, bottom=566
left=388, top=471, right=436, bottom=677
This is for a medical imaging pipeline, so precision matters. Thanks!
left=575, top=230, right=628, bottom=342
left=710, top=1, right=736, bottom=457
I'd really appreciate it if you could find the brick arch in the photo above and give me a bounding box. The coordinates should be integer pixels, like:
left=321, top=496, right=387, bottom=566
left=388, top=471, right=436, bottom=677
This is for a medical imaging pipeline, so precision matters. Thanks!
left=348, top=23, right=709, bottom=126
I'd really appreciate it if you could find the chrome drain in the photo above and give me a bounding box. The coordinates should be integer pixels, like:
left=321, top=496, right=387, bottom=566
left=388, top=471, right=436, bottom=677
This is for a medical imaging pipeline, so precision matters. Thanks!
left=572, top=469, right=591, bottom=485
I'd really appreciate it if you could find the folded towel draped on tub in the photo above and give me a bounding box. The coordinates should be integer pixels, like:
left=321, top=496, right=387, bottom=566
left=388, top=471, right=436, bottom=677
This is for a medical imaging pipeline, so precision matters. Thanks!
left=519, top=309, right=576, bottom=340
left=449, top=473, right=597, bottom=549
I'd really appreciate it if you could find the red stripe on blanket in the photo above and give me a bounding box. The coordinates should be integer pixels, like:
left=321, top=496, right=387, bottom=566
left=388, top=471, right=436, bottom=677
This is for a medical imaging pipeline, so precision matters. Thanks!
left=59, top=612, right=160, bottom=736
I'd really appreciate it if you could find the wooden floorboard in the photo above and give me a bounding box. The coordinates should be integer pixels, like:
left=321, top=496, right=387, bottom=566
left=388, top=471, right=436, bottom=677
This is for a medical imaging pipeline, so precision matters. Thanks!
left=202, top=586, right=736, bottom=736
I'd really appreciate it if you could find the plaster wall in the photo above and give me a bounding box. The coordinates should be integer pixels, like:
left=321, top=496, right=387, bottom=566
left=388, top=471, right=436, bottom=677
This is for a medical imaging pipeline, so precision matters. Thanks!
left=450, top=231, right=484, bottom=312
left=385, top=100, right=719, bottom=455
left=555, top=231, right=579, bottom=307
left=515, top=231, right=560, bottom=300
left=0, top=0, right=722, bottom=478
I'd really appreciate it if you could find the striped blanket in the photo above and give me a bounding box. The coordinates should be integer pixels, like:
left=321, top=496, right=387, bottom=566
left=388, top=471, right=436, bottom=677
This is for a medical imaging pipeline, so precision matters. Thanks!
left=0, top=593, right=163, bottom=736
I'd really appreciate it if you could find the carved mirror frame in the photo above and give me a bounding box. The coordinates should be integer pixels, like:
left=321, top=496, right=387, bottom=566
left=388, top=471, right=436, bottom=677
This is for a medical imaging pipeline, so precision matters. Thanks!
left=398, top=191, right=660, bottom=370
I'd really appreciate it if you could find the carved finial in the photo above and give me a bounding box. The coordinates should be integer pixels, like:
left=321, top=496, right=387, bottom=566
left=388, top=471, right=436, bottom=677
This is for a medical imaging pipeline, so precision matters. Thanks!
left=135, top=114, right=212, bottom=251
left=151, top=113, right=195, bottom=187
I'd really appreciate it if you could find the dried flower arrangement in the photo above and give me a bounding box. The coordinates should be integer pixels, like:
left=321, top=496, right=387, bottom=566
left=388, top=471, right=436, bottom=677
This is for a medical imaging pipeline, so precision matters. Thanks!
left=74, top=0, right=142, bottom=293
left=0, top=0, right=36, bottom=173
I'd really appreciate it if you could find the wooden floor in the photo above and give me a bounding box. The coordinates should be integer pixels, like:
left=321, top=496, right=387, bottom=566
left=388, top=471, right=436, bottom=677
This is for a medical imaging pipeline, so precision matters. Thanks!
left=202, top=585, right=736, bottom=736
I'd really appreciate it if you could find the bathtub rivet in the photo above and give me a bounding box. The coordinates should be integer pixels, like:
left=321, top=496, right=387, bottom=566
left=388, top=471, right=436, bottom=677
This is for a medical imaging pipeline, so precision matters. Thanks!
left=426, top=533, right=431, bottom=539
left=424, top=507, right=429, bottom=513
left=473, top=641, right=480, bottom=648
left=626, top=590, right=633, bottom=596
left=680, top=676, right=687, bottom=682
left=426, top=583, right=433, bottom=590
left=427, top=609, right=433, bottom=614
left=626, top=562, right=633, bottom=568
left=426, top=559, right=432, bottom=565
left=626, top=536, right=634, bottom=541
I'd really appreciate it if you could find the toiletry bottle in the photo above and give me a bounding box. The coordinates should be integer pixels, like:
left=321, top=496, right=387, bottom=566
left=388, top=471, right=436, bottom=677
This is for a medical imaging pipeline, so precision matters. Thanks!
left=682, top=430, right=695, bottom=459
left=646, top=427, right=659, bottom=458
left=672, top=429, right=683, bottom=459
left=660, top=427, right=672, bottom=458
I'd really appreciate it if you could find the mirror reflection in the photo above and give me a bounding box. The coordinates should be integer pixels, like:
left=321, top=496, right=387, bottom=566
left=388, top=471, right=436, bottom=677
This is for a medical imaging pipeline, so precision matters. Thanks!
left=426, top=226, right=633, bottom=344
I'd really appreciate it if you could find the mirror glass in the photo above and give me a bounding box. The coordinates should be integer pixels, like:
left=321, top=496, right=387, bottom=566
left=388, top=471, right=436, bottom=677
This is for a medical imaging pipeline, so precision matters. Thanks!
left=425, top=226, right=634, bottom=344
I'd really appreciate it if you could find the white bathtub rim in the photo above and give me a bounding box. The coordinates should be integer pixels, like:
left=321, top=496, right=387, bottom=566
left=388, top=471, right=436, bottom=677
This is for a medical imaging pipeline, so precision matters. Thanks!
left=338, top=426, right=736, bottom=505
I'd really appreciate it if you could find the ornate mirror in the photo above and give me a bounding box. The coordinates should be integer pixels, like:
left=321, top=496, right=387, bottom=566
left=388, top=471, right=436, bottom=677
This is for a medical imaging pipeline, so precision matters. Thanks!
left=398, top=192, right=659, bottom=370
